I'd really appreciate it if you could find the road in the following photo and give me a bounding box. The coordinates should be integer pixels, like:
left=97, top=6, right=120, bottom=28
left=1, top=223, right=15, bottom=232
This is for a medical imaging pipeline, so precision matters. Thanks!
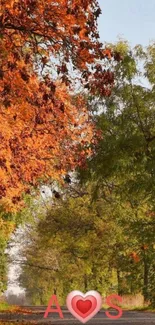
left=42, top=309, right=155, bottom=324
left=0, top=307, right=155, bottom=324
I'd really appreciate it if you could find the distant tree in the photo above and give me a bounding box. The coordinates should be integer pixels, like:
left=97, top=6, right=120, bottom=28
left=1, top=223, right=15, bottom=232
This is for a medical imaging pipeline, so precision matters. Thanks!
left=0, top=208, right=15, bottom=295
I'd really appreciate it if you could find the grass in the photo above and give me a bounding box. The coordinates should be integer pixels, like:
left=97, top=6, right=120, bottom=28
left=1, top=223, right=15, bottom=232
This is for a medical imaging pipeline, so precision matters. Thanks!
left=0, top=302, right=14, bottom=312
left=128, top=306, right=155, bottom=312
left=102, top=294, right=155, bottom=312
left=0, top=302, right=32, bottom=314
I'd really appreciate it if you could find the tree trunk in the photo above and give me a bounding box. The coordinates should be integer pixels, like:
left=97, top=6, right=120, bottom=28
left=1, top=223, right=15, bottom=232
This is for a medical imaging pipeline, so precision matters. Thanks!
left=143, top=251, right=149, bottom=303
left=84, top=274, right=88, bottom=291
left=117, top=269, right=122, bottom=295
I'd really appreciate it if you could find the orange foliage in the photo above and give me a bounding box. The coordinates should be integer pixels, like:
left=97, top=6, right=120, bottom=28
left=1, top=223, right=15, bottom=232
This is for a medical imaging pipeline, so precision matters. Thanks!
left=0, top=306, right=33, bottom=315
left=0, top=0, right=115, bottom=209
left=141, top=244, right=148, bottom=251
left=130, top=252, right=140, bottom=263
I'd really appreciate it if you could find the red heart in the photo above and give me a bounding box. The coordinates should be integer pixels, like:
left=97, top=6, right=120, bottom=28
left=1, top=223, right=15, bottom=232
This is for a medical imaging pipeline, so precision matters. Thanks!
left=71, top=295, right=97, bottom=319
left=76, top=300, right=92, bottom=314
left=66, top=290, right=102, bottom=323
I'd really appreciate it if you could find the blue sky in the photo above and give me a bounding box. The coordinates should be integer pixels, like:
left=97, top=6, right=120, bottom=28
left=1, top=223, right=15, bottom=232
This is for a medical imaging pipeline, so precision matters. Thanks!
left=98, top=0, right=155, bottom=47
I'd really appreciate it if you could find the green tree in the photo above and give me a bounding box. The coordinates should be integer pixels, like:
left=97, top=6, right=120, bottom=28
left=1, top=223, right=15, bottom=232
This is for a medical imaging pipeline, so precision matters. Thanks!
left=18, top=194, right=127, bottom=304
left=79, top=41, right=155, bottom=304
left=0, top=208, right=15, bottom=294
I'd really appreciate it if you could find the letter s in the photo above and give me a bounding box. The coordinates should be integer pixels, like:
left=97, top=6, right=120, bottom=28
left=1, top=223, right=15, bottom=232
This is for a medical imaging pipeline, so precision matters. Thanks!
left=105, top=294, right=123, bottom=319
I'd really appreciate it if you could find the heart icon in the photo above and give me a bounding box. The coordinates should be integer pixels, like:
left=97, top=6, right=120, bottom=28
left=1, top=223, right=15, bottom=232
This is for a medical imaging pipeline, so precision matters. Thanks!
left=66, top=290, right=102, bottom=323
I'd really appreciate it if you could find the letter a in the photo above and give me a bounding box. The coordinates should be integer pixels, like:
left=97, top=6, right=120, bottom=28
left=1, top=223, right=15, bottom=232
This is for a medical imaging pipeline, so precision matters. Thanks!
left=44, top=295, right=64, bottom=319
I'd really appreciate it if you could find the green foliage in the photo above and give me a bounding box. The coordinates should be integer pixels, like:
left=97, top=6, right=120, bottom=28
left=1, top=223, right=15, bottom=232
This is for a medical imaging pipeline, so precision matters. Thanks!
left=18, top=41, right=155, bottom=307
left=78, top=41, right=155, bottom=304
left=19, top=193, right=153, bottom=305
left=19, top=195, right=122, bottom=303
left=0, top=211, right=15, bottom=294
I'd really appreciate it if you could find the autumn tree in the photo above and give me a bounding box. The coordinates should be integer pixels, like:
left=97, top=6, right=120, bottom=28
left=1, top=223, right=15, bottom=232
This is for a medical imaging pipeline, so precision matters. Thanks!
left=0, top=0, right=118, bottom=210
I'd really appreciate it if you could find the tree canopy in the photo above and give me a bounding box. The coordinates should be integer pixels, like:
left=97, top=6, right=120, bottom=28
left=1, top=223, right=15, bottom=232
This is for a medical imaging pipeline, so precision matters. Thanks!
left=0, top=0, right=118, bottom=210
left=17, top=41, right=155, bottom=307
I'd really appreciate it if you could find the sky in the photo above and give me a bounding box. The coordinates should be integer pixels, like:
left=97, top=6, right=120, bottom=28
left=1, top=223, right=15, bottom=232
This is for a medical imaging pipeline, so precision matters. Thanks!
left=98, top=0, right=155, bottom=47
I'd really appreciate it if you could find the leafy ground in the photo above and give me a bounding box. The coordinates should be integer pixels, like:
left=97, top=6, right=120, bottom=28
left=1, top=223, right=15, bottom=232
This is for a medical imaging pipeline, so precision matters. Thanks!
left=1, top=310, right=155, bottom=325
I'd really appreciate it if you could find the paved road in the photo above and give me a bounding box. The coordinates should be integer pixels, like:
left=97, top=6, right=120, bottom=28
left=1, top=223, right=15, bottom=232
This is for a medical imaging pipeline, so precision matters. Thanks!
left=42, top=309, right=155, bottom=324
left=0, top=308, right=155, bottom=324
